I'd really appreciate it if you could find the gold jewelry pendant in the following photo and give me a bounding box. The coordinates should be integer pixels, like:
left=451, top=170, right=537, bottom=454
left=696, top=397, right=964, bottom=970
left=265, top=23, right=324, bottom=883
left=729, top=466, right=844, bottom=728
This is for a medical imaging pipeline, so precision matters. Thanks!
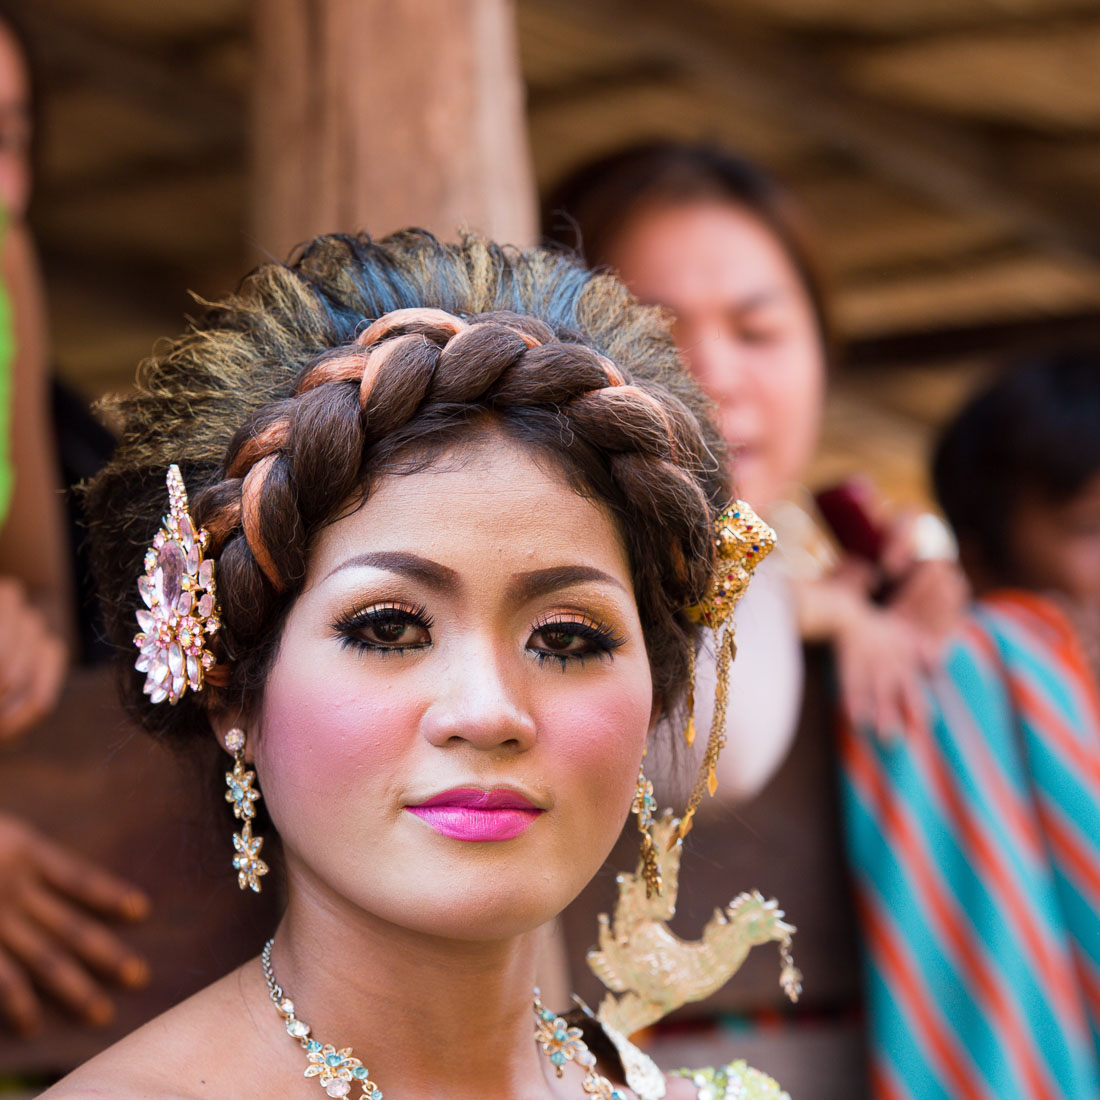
left=631, top=767, right=662, bottom=898
left=589, top=812, right=801, bottom=1042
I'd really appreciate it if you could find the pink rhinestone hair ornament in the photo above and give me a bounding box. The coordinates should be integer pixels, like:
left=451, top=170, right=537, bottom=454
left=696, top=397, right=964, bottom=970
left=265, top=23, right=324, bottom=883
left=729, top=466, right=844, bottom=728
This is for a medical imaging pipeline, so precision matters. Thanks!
left=133, top=465, right=220, bottom=705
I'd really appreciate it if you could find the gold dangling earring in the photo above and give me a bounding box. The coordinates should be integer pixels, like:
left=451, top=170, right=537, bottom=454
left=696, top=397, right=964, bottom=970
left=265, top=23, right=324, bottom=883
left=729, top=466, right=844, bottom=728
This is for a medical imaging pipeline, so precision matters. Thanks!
left=587, top=503, right=800, bottom=1069
left=224, top=728, right=268, bottom=893
left=631, top=763, right=662, bottom=897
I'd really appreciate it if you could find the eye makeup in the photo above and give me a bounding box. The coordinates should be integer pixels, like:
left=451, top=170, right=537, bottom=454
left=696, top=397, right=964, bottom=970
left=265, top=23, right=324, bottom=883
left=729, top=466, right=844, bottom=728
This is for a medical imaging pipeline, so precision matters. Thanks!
left=330, top=596, right=629, bottom=668
left=527, top=611, right=627, bottom=669
left=332, top=600, right=434, bottom=655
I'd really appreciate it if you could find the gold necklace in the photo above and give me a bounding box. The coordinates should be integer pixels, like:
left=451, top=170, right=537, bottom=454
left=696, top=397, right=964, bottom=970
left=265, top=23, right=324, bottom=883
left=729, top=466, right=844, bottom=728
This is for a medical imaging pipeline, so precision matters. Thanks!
left=261, top=938, right=630, bottom=1100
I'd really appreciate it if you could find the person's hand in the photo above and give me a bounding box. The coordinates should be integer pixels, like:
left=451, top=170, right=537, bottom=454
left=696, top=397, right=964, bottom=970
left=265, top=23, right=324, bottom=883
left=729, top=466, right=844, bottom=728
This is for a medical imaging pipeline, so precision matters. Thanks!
left=0, top=813, right=150, bottom=1035
left=889, top=558, right=969, bottom=640
left=834, top=598, right=941, bottom=742
left=0, top=577, right=67, bottom=740
left=877, top=510, right=969, bottom=639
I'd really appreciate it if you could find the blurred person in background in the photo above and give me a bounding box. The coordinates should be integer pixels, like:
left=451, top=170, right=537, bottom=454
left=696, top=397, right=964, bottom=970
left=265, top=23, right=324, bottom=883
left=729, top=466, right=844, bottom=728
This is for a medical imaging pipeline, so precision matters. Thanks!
left=934, top=349, right=1100, bottom=660
left=841, top=349, right=1100, bottom=1099
left=0, top=8, right=148, bottom=1040
left=544, top=141, right=966, bottom=1099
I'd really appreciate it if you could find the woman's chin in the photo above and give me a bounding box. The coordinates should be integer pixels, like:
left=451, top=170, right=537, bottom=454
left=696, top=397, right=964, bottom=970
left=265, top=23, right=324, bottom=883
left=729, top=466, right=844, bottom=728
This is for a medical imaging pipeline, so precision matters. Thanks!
left=374, top=885, right=568, bottom=942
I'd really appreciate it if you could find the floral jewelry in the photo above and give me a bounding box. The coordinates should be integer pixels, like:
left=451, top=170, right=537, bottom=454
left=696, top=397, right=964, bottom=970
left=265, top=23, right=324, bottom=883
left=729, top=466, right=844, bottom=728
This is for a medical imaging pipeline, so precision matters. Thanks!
left=262, top=939, right=628, bottom=1100
left=670, top=1062, right=790, bottom=1100
left=263, top=939, right=381, bottom=1100
left=225, top=728, right=268, bottom=892
left=533, top=991, right=628, bottom=1099
left=134, top=464, right=220, bottom=704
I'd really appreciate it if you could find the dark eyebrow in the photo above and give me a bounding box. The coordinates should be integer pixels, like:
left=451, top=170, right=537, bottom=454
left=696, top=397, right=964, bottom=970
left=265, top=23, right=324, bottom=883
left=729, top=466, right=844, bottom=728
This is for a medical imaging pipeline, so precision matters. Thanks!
left=322, top=551, right=460, bottom=590
left=505, top=565, right=627, bottom=603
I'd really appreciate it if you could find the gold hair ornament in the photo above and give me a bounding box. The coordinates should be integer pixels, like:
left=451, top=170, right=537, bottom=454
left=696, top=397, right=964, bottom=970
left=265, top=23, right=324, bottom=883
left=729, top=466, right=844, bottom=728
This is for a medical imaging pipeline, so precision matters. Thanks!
left=630, top=502, right=775, bottom=897
left=134, top=464, right=220, bottom=704
left=674, top=500, right=776, bottom=844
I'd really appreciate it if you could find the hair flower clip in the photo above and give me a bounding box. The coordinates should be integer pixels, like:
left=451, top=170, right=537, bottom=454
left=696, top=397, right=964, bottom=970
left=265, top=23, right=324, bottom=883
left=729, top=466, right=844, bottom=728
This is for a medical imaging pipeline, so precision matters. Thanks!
left=133, top=465, right=220, bottom=704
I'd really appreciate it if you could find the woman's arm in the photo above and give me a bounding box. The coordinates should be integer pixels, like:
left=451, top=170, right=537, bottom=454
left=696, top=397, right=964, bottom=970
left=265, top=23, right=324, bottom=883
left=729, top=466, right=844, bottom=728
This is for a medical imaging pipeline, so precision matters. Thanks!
left=0, top=219, right=71, bottom=738
left=0, top=218, right=72, bottom=636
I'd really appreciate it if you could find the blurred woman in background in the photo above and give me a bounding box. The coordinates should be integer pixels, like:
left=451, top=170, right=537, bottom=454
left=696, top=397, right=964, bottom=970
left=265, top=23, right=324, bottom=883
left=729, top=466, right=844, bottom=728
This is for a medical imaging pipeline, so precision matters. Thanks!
left=545, top=141, right=966, bottom=1100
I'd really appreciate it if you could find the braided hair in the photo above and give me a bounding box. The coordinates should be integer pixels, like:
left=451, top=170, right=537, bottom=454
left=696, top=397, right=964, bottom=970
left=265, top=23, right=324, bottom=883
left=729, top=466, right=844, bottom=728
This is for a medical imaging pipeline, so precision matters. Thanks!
left=88, top=229, right=729, bottom=748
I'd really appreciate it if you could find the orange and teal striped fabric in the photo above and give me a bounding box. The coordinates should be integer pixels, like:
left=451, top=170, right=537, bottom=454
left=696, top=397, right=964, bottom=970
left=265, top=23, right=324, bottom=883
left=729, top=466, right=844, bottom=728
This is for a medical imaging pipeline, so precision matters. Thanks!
left=842, top=591, right=1100, bottom=1100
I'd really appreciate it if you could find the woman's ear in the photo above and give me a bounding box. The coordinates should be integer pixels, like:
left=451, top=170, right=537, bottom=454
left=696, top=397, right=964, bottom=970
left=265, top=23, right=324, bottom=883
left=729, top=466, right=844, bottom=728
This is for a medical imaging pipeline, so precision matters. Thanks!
left=209, top=710, right=252, bottom=759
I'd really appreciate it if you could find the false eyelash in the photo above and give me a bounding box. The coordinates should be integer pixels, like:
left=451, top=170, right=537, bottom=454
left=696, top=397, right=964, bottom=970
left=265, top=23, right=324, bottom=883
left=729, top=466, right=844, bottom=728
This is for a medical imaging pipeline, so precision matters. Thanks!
left=332, top=600, right=434, bottom=655
left=529, top=614, right=626, bottom=670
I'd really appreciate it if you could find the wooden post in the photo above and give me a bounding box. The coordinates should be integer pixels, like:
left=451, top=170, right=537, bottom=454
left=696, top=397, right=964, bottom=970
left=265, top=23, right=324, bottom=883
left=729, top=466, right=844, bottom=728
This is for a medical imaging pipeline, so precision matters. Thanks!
left=250, top=0, right=536, bottom=260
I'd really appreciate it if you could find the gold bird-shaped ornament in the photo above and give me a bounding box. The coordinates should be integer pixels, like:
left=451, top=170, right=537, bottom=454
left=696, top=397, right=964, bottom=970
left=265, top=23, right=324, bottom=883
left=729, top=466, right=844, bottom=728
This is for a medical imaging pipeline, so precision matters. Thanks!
left=588, top=813, right=802, bottom=1042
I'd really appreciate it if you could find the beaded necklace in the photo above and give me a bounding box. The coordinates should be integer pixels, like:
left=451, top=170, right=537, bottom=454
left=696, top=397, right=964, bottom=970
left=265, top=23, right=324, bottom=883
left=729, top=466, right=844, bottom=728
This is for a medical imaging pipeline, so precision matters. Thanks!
left=261, top=938, right=630, bottom=1100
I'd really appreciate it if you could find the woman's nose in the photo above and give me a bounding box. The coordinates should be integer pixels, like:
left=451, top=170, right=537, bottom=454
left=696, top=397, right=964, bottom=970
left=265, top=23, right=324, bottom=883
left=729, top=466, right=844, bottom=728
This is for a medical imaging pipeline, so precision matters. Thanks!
left=419, top=647, right=537, bottom=752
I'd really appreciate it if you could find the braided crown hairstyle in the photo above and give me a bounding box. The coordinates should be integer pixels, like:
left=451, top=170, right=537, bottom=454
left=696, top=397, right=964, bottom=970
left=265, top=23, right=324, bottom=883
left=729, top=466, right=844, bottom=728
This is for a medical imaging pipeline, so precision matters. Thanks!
left=88, top=230, right=729, bottom=748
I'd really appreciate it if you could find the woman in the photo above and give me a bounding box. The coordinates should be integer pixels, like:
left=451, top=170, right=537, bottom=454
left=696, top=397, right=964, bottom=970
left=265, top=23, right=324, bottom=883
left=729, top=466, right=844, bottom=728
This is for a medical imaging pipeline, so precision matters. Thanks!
left=40, top=230, right=793, bottom=1100
left=545, top=140, right=964, bottom=758
left=544, top=142, right=965, bottom=1098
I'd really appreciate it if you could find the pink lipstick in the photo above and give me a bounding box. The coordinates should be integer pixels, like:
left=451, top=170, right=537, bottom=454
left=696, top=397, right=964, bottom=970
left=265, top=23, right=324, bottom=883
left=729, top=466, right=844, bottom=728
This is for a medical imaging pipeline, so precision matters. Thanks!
left=405, top=788, right=543, bottom=841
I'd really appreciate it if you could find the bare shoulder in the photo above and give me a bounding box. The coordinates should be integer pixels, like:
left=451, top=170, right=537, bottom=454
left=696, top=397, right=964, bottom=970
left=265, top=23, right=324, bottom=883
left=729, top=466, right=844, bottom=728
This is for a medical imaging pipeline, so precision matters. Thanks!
left=39, top=965, right=260, bottom=1100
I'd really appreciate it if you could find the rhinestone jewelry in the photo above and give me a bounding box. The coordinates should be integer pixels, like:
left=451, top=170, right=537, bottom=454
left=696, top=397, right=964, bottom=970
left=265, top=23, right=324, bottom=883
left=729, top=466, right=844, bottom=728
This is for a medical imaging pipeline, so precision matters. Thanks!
left=262, top=939, right=628, bottom=1100
left=631, top=766, right=662, bottom=898
left=226, top=729, right=268, bottom=893
left=133, top=464, right=220, bottom=704
left=687, top=502, right=777, bottom=633
left=263, top=940, right=381, bottom=1100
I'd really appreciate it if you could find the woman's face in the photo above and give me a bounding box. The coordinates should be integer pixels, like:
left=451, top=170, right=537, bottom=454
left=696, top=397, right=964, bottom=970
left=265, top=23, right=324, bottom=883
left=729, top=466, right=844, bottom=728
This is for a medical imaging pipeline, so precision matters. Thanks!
left=249, top=433, right=655, bottom=940
left=607, top=200, right=826, bottom=511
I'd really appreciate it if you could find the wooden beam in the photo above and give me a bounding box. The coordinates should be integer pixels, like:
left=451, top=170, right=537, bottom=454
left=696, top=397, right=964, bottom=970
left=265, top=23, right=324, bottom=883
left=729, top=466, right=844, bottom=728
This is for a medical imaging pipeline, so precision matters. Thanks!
left=823, top=10, right=1100, bottom=46
left=846, top=308, right=1100, bottom=367
left=845, top=22, right=1100, bottom=132
left=526, top=0, right=1100, bottom=265
left=251, top=0, right=537, bottom=259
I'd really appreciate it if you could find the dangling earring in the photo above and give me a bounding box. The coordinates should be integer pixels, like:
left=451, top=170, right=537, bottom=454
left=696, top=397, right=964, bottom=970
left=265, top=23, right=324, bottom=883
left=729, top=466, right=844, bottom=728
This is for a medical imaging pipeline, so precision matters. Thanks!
left=224, top=728, right=268, bottom=893
left=588, top=504, right=800, bottom=1078
left=631, top=764, right=661, bottom=898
